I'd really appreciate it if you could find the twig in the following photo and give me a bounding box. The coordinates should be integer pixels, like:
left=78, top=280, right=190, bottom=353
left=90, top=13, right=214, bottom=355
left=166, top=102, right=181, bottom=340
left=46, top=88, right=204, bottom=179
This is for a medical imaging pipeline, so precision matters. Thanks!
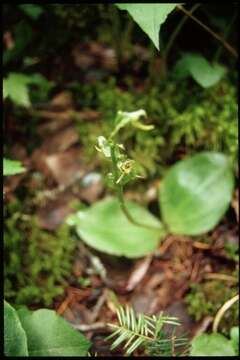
left=192, top=241, right=211, bottom=250
left=72, top=322, right=107, bottom=332
left=212, top=294, right=239, bottom=332
left=214, top=11, right=238, bottom=62
left=90, top=290, right=107, bottom=322
left=164, top=3, right=201, bottom=59
left=177, top=5, right=238, bottom=58
left=204, top=273, right=238, bottom=283
left=57, top=293, right=75, bottom=315
left=194, top=316, right=213, bottom=337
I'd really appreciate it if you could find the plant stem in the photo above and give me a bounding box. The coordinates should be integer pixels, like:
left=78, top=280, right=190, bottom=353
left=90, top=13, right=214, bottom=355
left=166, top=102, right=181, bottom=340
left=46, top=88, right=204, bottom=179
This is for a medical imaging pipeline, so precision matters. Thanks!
left=214, top=11, right=238, bottom=62
left=212, top=294, right=239, bottom=332
left=109, top=144, right=164, bottom=232
left=109, top=6, right=123, bottom=70
left=164, top=4, right=201, bottom=61
left=177, top=5, right=238, bottom=59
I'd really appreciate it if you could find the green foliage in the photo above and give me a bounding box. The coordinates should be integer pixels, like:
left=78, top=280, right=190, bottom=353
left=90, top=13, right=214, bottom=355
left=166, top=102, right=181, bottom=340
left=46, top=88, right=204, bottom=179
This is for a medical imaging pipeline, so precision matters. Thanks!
left=70, top=110, right=234, bottom=257
left=67, top=197, right=164, bottom=258
left=115, top=4, right=177, bottom=50
left=185, top=280, right=239, bottom=333
left=19, top=4, right=43, bottom=20
left=107, top=305, right=188, bottom=356
left=17, top=307, right=91, bottom=356
left=3, top=72, right=53, bottom=107
left=159, top=152, right=234, bottom=235
left=74, top=75, right=238, bottom=177
left=190, top=333, right=236, bottom=356
left=230, top=326, right=239, bottom=354
left=52, top=4, right=105, bottom=33
left=3, top=73, right=32, bottom=107
left=3, top=158, right=25, bottom=176
left=4, top=301, right=90, bottom=357
left=174, top=53, right=226, bottom=88
left=3, top=21, right=33, bottom=65
left=224, top=242, right=239, bottom=262
left=4, top=200, right=76, bottom=306
left=4, top=301, right=28, bottom=356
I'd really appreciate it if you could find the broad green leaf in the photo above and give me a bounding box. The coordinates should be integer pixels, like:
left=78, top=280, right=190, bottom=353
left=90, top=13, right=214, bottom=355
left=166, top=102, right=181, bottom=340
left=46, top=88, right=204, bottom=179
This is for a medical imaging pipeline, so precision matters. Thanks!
left=174, top=53, right=226, bottom=88
left=159, top=152, right=234, bottom=235
left=3, top=73, right=31, bottom=107
left=115, top=4, right=177, bottom=50
left=3, top=158, right=26, bottom=176
left=230, top=327, right=239, bottom=354
left=17, top=308, right=91, bottom=356
left=190, top=333, right=235, bottom=356
left=67, top=197, right=164, bottom=258
left=3, top=72, right=52, bottom=107
left=4, top=301, right=28, bottom=356
left=19, top=4, right=43, bottom=19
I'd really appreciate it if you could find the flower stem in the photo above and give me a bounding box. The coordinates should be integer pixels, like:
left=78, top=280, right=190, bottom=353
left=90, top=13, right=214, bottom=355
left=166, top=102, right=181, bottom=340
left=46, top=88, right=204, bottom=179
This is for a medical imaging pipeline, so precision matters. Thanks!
left=110, top=144, right=164, bottom=232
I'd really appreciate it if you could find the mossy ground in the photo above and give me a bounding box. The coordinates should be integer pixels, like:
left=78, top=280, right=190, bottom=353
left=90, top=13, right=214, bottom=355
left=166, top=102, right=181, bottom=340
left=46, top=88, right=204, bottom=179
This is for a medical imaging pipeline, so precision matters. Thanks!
left=73, top=73, right=238, bottom=179
left=4, top=199, right=76, bottom=307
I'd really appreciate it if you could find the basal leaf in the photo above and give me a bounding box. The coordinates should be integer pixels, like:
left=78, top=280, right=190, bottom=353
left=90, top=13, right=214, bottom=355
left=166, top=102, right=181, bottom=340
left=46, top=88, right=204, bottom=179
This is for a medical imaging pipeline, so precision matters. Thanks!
left=115, top=4, right=177, bottom=50
left=190, top=333, right=235, bottom=356
left=3, top=158, right=26, bottom=176
left=174, top=53, right=226, bottom=88
left=159, top=152, right=234, bottom=235
left=17, top=308, right=91, bottom=356
left=67, top=197, right=164, bottom=258
left=4, top=301, right=28, bottom=357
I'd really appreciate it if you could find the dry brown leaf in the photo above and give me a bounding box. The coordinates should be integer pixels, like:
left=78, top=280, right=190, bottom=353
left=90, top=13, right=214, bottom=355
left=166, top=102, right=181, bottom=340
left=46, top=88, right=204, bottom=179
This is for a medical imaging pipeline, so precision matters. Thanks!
left=126, top=255, right=152, bottom=291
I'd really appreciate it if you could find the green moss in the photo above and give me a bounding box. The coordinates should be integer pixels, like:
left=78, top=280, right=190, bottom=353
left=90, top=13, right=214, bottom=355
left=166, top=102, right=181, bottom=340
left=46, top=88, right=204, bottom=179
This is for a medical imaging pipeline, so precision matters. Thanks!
left=185, top=278, right=239, bottom=334
left=4, top=199, right=76, bottom=306
left=72, top=73, right=238, bottom=178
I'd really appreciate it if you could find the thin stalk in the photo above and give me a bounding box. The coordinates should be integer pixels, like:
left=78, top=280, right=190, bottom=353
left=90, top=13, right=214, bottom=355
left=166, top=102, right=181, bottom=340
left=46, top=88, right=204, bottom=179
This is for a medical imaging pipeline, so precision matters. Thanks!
left=164, top=4, right=201, bottom=61
left=109, top=6, right=123, bottom=70
left=110, top=145, right=163, bottom=232
left=177, top=5, right=238, bottom=59
left=214, top=11, right=238, bottom=62
left=212, top=294, right=239, bottom=332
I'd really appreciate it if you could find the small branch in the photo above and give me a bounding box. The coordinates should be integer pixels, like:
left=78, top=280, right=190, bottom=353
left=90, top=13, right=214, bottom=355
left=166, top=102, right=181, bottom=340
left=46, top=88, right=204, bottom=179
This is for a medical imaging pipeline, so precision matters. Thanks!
left=72, top=322, right=107, bottom=332
left=212, top=294, right=239, bottom=332
left=204, top=273, right=238, bottom=283
left=214, top=11, right=238, bottom=62
left=164, top=3, right=201, bottom=60
left=177, top=5, right=238, bottom=59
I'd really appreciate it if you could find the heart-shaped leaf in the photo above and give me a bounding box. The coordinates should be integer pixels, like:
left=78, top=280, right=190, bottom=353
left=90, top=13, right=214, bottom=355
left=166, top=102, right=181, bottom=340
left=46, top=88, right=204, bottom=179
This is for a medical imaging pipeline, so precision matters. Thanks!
left=4, top=301, right=28, bottom=357
left=159, top=152, right=234, bottom=235
left=190, top=333, right=236, bottom=356
left=115, top=4, right=177, bottom=50
left=17, top=308, right=91, bottom=356
left=174, top=53, right=226, bottom=88
left=67, top=197, right=164, bottom=258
